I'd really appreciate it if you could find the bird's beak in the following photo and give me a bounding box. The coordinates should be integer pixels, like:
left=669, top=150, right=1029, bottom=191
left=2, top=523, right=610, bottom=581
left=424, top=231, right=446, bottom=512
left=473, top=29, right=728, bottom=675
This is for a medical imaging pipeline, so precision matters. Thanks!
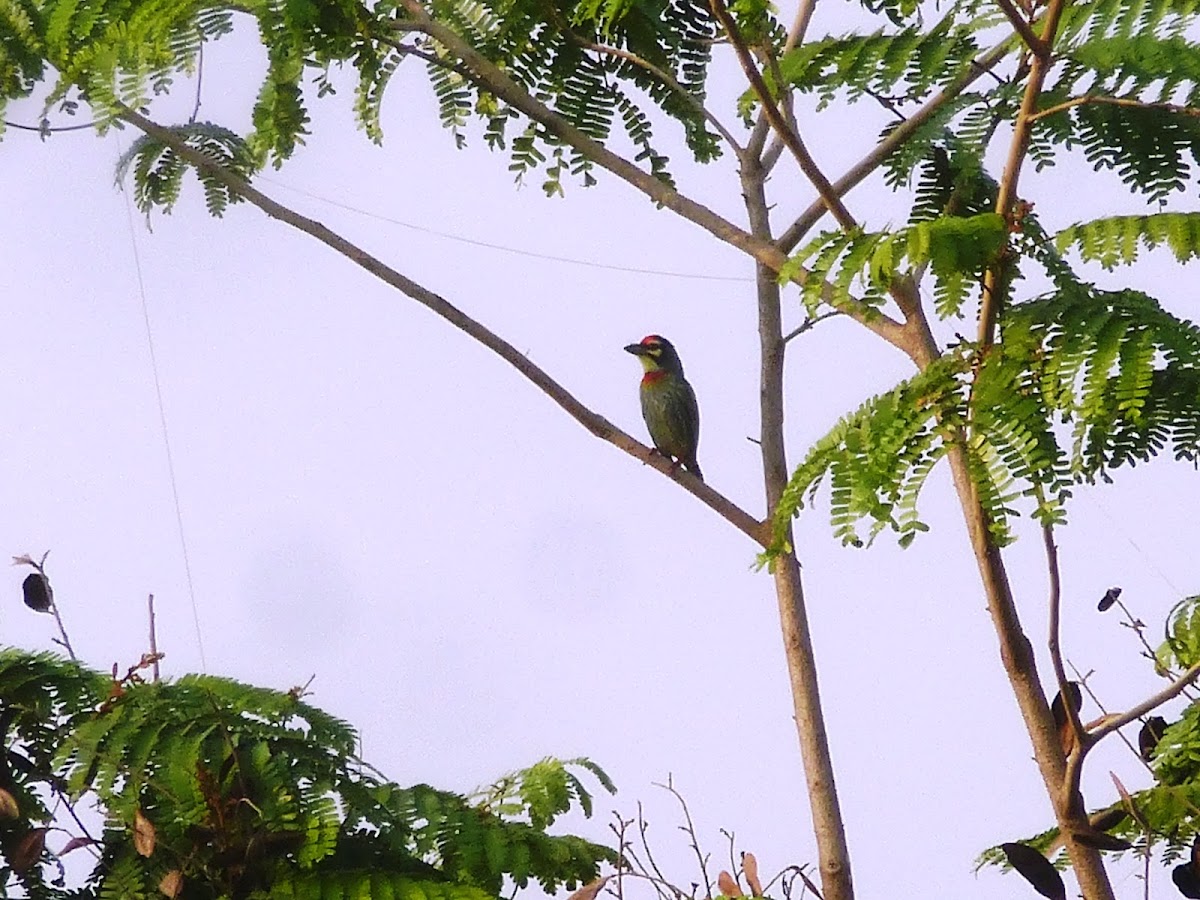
left=624, top=343, right=649, bottom=356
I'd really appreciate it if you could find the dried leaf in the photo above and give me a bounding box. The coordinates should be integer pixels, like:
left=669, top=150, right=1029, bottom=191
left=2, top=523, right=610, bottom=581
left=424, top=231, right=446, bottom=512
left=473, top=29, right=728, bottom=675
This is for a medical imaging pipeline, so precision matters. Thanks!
left=11, top=828, right=48, bottom=874
left=1139, top=716, right=1169, bottom=762
left=1174, top=863, right=1200, bottom=899
left=1050, top=683, right=1082, bottom=729
left=1089, top=807, right=1128, bottom=833
left=1072, top=830, right=1132, bottom=851
left=59, top=835, right=99, bottom=855
left=1110, top=771, right=1133, bottom=807
left=564, top=876, right=609, bottom=900
left=717, top=871, right=744, bottom=898
left=21, top=573, right=51, bottom=613
left=133, top=809, right=156, bottom=857
left=159, top=870, right=184, bottom=898
left=1098, top=587, right=1122, bottom=612
left=10, top=555, right=35, bottom=567
left=743, top=852, right=763, bottom=897
left=1000, top=842, right=1066, bottom=900
left=0, top=786, right=19, bottom=819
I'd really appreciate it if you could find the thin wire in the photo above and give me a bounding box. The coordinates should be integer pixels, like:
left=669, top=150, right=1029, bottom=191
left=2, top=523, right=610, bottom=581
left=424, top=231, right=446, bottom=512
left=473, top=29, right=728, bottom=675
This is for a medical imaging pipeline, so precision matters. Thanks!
left=117, top=140, right=209, bottom=670
left=1082, top=490, right=1185, bottom=597
left=260, top=176, right=755, bottom=283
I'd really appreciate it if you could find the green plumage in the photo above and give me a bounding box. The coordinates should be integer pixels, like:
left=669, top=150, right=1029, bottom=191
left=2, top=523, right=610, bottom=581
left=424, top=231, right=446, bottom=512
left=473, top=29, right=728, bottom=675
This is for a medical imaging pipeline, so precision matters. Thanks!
left=624, top=335, right=703, bottom=481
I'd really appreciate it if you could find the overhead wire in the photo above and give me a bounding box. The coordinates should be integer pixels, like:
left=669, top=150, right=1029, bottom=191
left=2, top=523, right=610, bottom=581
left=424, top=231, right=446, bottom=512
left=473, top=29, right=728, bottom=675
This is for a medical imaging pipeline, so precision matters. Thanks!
left=117, top=136, right=209, bottom=670
left=258, top=176, right=755, bottom=283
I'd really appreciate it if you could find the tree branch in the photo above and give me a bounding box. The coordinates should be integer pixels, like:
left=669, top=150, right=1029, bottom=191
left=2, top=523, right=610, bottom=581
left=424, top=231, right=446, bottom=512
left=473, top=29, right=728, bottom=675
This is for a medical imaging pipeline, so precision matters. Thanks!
left=117, top=106, right=771, bottom=545
left=776, top=37, right=1015, bottom=253
left=1087, top=662, right=1200, bottom=746
left=1029, top=94, right=1200, bottom=121
left=977, top=0, right=1068, bottom=347
left=993, top=0, right=1042, bottom=52
left=1043, top=524, right=1087, bottom=774
left=709, top=0, right=856, bottom=232
left=749, top=0, right=817, bottom=161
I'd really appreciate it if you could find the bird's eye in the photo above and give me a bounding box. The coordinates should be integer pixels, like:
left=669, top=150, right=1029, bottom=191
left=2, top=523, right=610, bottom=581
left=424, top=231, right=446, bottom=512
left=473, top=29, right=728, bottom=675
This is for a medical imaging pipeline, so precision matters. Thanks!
left=648, top=347, right=662, bottom=356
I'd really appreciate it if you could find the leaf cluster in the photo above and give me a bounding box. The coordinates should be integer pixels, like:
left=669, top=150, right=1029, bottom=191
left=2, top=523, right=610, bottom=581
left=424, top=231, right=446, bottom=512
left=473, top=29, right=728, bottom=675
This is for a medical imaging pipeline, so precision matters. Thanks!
left=0, top=649, right=615, bottom=899
left=776, top=285, right=1200, bottom=549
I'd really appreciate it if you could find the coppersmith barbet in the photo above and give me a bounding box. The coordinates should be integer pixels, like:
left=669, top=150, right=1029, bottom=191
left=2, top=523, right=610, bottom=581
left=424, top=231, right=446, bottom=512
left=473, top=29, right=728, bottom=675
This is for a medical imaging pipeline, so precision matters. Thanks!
left=624, top=335, right=703, bottom=481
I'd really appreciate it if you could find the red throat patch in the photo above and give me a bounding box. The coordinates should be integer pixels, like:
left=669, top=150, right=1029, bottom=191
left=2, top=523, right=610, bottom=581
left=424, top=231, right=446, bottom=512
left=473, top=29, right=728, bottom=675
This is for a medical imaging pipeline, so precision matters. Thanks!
left=641, top=370, right=668, bottom=385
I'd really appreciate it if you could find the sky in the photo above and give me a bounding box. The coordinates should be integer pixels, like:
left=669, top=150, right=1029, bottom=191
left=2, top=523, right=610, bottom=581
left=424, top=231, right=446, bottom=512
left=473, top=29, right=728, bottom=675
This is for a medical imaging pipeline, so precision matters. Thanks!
left=3, top=4, right=1200, bottom=898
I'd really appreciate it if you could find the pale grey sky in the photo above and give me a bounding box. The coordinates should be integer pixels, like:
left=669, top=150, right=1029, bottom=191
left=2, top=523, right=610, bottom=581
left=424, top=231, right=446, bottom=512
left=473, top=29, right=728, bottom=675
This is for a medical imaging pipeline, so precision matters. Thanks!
left=3, top=7, right=1198, bottom=898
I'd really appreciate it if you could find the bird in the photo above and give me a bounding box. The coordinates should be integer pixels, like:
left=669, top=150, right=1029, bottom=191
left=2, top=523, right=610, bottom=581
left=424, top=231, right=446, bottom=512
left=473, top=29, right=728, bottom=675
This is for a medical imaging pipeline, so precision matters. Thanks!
left=624, top=334, right=703, bottom=481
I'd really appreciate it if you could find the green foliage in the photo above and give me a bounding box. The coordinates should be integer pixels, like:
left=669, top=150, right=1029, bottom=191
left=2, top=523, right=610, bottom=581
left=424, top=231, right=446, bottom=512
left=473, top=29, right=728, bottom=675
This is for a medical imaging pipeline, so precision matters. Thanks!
left=789, top=212, right=1005, bottom=319
left=1055, top=212, right=1200, bottom=269
left=776, top=285, right=1200, bottom=549
left=0, top=649, right=615, bottom=898
left=115, top=121, right=253, bottom=215
left=774, top=15, right=983, bottom=112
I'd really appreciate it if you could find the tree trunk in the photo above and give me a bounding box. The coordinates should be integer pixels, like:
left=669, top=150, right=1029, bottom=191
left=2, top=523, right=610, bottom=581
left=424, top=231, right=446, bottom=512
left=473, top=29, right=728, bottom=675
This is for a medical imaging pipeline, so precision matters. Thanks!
left=944, top=452, right=1117, bottom=900
left=742, top=158, right=856, bottom=900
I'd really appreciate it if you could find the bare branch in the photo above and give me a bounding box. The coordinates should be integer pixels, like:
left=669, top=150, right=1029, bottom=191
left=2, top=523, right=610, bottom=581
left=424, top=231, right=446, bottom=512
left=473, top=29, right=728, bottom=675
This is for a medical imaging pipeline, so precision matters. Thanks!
left=1087, top=662, right=1200, bottom=745
left=1043, top=525, right=1086, bottom=754
left=118, top=106, right=772, bottom=546
left=654, top=778, right=712, bottom=898
left=783, top=311, right=841, bottom=343
left=709, top=0, right=856, bottom=231
left=1030, top=94, right=1200, bottom=121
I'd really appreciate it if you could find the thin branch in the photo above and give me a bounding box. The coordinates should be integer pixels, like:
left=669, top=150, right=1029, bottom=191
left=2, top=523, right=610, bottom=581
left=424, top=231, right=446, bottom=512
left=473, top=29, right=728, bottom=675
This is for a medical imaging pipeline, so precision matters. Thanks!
left=977, top=0, right=1068, bottom=347
left=1087, top=662, right=1200, bottom=745
left=190, top=37, right=205, bottom=123
left=776, top=36, right=1016, bottom=253
left=1029, top=94, right=1200, bottom=121
left=118, top=106, right=772, bottom=545
left=654, top=777, right=712, bottom=899
left=750, top=0, right=816, bottom=161
left=148, top=593, right=161, bottom=682
left=1043, top=525, right=1086, bottom=760
left=782, top=310, right=841, bottom=343
left=993, top=0, right=1042, bottom=52
left=709, top=0, right=856, bottom=232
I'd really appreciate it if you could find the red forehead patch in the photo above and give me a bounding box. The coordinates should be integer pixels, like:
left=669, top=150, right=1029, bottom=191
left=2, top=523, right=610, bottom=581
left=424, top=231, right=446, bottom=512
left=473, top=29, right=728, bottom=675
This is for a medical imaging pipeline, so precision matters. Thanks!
left=641, top=334, right=664, bottom=346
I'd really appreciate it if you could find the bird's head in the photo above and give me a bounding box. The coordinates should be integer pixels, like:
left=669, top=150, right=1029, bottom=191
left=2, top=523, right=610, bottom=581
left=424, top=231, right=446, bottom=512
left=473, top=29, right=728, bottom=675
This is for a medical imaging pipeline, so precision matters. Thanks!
left=624, top=335, right=684, bottom=375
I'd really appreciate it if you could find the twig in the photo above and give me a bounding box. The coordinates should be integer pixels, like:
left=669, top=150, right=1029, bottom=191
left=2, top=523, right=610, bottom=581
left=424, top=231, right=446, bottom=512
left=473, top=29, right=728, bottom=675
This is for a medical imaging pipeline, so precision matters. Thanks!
left=117, top=105, right=773, bottom=546
left=190, top=36, right=204, bottom=123
left=1042, top=525, right=1086, bottom=758
left=1066, top=661, right=1151, bottom=776
left=1087, top=661, right=1200, bottom=744
left=654, top=776, right=712, bottom=899
left=1029, top=94, right=1200, bottom=122
left=709, top=0, right=856, bottom=232
left=636, top=802, right=680, bottom=900
left=148, top=594, right=161, bottom=682
left=782, top=311, right=841, bottom=343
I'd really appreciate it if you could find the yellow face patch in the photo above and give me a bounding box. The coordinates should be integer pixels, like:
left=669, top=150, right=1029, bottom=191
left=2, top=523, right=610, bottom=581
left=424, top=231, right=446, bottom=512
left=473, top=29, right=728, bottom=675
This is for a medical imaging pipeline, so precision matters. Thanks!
left=637, top=353, right=661, bottom=372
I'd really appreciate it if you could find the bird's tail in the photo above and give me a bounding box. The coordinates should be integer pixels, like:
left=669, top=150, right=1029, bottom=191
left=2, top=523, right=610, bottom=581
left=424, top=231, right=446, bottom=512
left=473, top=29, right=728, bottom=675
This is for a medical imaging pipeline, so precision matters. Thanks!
left=687, top=461, right=704, bottom=482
